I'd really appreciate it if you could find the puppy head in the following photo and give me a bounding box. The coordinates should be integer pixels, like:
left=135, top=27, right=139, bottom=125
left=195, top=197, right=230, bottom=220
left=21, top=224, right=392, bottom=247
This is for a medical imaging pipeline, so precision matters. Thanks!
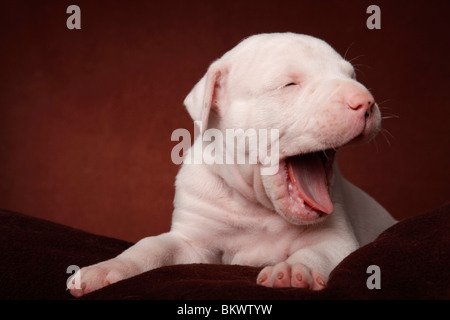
left=184, top=33, right=381, bottom=225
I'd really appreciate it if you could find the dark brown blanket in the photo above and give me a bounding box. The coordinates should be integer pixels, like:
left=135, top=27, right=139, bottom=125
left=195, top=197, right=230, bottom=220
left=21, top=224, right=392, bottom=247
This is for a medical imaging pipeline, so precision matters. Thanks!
left=0, top=204, right=449, bottom=300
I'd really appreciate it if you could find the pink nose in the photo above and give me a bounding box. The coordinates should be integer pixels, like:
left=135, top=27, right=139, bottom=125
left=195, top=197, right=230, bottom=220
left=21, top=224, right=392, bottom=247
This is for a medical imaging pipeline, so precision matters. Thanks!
left=347, top=91, right=375, bottom=117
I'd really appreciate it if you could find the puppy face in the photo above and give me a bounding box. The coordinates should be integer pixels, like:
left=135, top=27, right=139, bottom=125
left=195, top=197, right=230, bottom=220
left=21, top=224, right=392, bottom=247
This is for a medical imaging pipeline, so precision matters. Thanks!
left=184, top=33, right=381, bottom=225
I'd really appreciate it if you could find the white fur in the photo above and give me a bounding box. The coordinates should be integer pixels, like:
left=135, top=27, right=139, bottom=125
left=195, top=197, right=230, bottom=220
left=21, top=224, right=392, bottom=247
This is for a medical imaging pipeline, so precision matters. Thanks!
left=69, top=33, right=396, bottom=296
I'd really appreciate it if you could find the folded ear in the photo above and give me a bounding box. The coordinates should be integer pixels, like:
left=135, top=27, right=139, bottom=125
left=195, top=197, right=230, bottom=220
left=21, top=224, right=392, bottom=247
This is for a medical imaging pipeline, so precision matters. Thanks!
left=184, top=61, right=228, bottom=133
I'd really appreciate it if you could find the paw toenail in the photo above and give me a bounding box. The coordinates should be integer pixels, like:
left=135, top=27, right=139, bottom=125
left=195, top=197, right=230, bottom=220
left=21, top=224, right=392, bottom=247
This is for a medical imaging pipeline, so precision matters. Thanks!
left=296, top=273, right=302, bottom=282
left=258, top=273, right=268, bottom=283
left=317, top=277, right=326, bottom=287
left=277, top=272, right=284, bottom=280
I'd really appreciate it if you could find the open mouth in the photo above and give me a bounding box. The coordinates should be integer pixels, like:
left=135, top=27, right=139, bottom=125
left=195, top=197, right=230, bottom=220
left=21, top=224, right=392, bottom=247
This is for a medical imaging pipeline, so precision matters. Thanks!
left=283, top=149, right=336, bottom=219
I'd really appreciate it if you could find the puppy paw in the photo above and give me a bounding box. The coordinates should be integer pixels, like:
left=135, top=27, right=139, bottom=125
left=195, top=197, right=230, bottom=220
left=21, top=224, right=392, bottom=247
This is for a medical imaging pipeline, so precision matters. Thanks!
left=256, top=262, right=327, bottom=290
left=67, top=258, right=138, bottom=297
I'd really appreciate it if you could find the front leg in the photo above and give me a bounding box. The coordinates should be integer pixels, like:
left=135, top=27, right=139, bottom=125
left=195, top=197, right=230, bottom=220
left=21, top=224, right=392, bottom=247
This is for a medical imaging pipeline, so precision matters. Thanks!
left=68, top=232, right=206, bottom=297
left=257, top=234, right=358, bottom=290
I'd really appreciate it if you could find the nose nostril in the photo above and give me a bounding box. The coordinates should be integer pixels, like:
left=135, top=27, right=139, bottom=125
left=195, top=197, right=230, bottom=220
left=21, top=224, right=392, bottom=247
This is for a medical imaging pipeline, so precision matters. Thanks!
left=347, top=93, right=375, bottom=112
left=365, top=102, right=375, bottom=119
left=349, top=100, right=375, bottom=112
left=350, top=103, right=364, bottom=110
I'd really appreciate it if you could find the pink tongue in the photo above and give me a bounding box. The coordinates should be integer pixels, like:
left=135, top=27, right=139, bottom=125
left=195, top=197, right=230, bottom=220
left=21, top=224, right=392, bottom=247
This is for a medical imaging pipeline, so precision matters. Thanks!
left=287, top=153, right=333, bottom=214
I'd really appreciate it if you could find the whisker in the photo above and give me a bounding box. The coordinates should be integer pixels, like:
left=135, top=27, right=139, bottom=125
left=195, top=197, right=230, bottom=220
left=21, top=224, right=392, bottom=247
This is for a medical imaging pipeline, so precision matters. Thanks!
left=354, top=67, right=366, bottom=78
left=379, top=109, right=399, bottom=118
left=382, top=128, right=395, bottom=139
left=372, top=136, right=380, bottom=153
left=380, top=131, right=391, bottom=146
left=379, top=128, right=395, bottom=146
left=352, top=63, right=371, bottom=70
left=379, top=107, right=395, bottom=113
left=377, top=99, right=393, bottom=106
left=378, top=100, right=400, bottom=120
left=344, top=42, right=355, bottom=60
left=382, top=114, right=400, bottom=120
left=348, top=54, right=366, bottom=64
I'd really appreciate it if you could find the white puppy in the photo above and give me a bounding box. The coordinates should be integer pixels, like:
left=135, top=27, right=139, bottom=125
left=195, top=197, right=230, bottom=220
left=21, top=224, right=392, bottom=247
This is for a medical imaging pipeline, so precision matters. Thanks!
left=69, top=33, right=396, bottom=296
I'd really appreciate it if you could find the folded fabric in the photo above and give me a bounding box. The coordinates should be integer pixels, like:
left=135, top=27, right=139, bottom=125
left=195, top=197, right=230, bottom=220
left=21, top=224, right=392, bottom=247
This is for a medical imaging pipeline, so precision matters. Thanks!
left=0, top=203, right=448, bottom=300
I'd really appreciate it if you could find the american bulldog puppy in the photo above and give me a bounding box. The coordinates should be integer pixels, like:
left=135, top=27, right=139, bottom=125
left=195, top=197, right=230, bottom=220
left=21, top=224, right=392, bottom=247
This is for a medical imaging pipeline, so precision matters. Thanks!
left=69, top=33, right=396, bottom=296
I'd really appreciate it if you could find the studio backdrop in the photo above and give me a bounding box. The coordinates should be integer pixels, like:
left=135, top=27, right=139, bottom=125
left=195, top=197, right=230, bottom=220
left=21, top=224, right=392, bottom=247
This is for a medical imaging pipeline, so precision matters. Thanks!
left=1, top=0, right=449, bottom=241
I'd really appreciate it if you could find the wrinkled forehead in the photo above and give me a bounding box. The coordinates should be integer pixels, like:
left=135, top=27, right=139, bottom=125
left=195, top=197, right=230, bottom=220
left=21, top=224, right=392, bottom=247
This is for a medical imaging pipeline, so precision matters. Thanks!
left=223, top=34, right=354, bottom=82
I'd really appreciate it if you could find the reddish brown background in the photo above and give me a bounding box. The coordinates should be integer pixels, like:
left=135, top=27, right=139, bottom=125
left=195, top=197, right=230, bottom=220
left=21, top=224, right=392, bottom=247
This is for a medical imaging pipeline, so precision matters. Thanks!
left=1, top=0, right=449, bottom=242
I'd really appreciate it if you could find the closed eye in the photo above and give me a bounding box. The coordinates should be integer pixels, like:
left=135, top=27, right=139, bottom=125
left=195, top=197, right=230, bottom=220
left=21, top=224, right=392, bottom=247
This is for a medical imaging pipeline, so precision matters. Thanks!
left=276, top=82, right=300, bottom=90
